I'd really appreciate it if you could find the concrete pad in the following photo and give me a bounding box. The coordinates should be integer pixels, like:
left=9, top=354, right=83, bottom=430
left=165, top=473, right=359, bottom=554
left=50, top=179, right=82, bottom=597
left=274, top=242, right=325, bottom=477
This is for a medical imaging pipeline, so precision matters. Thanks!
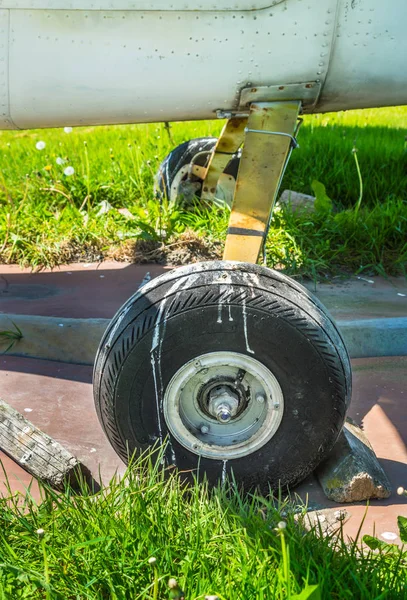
left=0, top=354, right=405, bottom=545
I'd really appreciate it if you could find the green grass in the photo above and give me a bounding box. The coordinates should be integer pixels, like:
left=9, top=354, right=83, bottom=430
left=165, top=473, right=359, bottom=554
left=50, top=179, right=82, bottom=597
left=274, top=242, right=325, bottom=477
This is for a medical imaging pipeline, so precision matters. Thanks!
left=0, top=452, right=406, bottom=599
left=0, top=107, right=406, bottom=275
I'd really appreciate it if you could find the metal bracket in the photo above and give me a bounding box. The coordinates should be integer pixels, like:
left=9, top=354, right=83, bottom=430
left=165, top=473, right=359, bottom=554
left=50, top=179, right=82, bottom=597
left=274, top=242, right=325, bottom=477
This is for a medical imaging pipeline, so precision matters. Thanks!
left=238, top=82, right=321, bottom=112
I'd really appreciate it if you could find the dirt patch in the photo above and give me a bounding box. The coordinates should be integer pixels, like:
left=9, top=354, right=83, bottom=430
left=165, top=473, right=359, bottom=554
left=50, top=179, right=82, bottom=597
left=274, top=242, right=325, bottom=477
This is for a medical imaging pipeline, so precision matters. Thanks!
left=107, top=230, right=223, bottom=265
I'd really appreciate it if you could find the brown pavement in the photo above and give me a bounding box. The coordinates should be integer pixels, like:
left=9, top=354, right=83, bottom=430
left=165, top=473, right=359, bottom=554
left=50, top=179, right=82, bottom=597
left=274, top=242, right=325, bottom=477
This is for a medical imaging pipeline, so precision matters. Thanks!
left=1, top=261, right=406, bottom=321
left=0, top=262, right=169, bottom=319
left=0, top=353, right=405, bottom=544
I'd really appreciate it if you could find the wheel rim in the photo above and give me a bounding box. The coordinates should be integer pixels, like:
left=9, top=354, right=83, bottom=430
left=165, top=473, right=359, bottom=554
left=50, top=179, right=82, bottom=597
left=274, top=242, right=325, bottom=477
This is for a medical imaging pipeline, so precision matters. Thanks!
left=163, top=351, right=284, bottom=459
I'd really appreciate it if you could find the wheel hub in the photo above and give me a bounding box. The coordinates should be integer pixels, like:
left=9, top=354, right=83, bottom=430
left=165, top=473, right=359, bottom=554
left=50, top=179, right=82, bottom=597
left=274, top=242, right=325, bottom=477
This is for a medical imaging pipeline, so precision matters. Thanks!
left=163, top=351, right=284, bottom=460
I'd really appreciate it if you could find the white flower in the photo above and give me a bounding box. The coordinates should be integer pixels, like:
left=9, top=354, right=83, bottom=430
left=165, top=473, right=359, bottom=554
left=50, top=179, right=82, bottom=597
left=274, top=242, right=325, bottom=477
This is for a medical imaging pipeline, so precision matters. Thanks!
left=64, top=127, right=73, bottom=134
left=36, top=141, right=46, bottom=150
left=56, top=157, right=66, bottom=165
left=64, top=166, right=75, bottom=176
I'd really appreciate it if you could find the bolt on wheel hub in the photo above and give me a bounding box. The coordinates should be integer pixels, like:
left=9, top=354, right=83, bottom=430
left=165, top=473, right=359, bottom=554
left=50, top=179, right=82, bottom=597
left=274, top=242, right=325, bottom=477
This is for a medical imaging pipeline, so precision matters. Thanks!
left=207, top=385, right=240, bottom=423
left=163, top=351, right=284, bottom=460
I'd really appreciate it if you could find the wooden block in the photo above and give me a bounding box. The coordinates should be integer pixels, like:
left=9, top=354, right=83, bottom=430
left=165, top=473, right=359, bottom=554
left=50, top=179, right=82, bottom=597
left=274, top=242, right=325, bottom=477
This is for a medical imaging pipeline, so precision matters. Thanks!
left=0, top=398, right=99, bottom=492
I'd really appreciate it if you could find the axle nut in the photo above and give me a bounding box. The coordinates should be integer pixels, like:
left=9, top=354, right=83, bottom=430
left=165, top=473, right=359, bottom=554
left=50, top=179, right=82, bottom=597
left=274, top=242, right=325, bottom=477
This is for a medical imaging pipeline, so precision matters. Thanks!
left=217, top=408, right=232, bottom=423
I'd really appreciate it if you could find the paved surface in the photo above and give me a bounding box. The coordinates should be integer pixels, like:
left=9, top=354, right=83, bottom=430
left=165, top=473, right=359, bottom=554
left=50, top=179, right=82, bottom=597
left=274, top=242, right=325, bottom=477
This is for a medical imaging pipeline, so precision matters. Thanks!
left=0, top=354, right=405, bottom=543
left=0, top=262, right=406, bottom=542
left=1, top=261, right=406, bottom=321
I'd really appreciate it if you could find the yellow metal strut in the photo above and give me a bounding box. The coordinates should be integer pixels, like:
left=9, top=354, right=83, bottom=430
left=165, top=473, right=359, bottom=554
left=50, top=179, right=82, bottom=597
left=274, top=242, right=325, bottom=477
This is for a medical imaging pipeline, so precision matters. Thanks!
left=210, top=101, right=301, bottom=264
left=200, top=116, right=248, bottom=204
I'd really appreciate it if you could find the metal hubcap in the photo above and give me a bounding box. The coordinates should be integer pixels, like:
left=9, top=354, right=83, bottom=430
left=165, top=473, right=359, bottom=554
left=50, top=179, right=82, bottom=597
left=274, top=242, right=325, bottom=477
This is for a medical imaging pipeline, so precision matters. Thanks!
left=163, top=351, right=284, bottom=460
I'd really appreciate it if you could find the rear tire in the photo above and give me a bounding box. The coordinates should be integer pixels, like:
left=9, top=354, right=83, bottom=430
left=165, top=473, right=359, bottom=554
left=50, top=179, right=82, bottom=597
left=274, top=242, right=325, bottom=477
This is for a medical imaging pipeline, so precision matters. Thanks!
left=94, top=261, right=351, bottom=491
left=155, top=137, right=240, bottom=207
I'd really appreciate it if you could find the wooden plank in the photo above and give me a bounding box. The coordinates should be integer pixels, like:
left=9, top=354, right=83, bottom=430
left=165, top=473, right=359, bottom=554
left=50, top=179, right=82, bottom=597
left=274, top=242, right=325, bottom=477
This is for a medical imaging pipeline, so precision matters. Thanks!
left=0, top=398, right=99, bottom=492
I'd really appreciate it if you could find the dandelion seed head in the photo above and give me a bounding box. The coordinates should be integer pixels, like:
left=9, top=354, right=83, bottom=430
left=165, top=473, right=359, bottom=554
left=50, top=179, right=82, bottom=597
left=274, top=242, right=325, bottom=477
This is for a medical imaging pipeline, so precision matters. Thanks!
left=36, top=141, right=46, bottom=150
left=64, top=166, right=75, bottom=176
left=168, top=578, right=178, bottom=589
left=148, top=556, right=157, bottom=565
left=36, top=528, right=45, bottom=538
left=56, top=157, right=66, bottom=165
left=277, top=521, right=287, bottom=530
left=64, top=126, right=73, bottom=133
left=397, top=486, right=405, bottom=495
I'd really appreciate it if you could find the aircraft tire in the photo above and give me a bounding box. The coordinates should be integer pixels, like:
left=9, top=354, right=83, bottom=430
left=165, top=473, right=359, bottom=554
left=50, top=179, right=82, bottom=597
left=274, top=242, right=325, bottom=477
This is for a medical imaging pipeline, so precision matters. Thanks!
left=94, top=261, right=351, bottom=491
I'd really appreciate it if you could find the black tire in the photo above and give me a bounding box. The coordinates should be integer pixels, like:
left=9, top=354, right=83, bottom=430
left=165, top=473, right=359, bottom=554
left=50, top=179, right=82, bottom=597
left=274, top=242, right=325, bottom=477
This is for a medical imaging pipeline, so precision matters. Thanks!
left=94, top=261, right=351, bottom=491
left=155, top=137, right=240, bottom=205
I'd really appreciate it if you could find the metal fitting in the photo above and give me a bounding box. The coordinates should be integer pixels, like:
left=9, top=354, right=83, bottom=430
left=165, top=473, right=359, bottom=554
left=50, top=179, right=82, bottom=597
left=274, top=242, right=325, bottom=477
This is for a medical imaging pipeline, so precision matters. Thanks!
left=216, top=109, right=250, bottom=120
left=208, top=385, right=240, bottom=424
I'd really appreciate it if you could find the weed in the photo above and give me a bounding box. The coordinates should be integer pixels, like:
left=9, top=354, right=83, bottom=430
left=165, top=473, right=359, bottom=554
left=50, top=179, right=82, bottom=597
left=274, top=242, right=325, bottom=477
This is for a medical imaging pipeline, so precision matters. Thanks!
left=352, top=146, right=364, bottom=215
left=0, top=320, right=23, bottom=354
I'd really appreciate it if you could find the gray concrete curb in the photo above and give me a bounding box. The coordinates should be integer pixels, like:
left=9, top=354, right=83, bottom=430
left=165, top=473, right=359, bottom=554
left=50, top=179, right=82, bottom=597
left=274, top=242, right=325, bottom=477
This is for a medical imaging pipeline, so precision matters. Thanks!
left=339, top=317, right=407, bottom=359
left=0, top=314, right=107, bottom=366
left=1, top=313, right=406, bottom=366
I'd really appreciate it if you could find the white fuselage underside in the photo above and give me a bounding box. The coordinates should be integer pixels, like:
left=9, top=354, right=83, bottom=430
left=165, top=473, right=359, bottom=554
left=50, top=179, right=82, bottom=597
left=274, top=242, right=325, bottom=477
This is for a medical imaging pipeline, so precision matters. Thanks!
left=0, top=0, right=405, bottom=129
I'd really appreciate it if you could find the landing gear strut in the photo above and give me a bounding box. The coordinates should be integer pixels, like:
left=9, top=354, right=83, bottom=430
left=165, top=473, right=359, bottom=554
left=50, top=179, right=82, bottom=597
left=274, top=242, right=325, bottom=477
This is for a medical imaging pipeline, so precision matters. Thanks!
left=94, top=102, right=351, bottom=490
